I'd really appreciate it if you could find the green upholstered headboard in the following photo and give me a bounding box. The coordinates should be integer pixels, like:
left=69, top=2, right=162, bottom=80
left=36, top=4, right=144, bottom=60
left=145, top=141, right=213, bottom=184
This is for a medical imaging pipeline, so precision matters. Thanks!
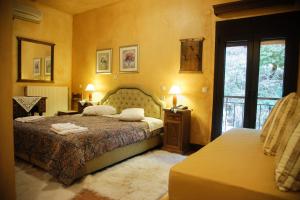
left=101, top=87, right=163, bottom=119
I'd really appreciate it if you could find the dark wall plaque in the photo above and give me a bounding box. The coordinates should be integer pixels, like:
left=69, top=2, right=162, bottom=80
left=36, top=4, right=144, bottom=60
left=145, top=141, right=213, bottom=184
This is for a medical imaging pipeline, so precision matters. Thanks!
left=180, top=38, right=204, bottom=73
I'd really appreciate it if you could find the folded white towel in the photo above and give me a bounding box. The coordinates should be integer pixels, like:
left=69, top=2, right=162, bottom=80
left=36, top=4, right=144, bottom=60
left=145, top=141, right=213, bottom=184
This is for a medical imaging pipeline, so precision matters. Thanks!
left=15, top=116, right=45, bottom=123
left=51, top=123, right=80, bottom=131
left=51, top=123, right=88, bottom=135
left=50, top=127, right=88, bottom=135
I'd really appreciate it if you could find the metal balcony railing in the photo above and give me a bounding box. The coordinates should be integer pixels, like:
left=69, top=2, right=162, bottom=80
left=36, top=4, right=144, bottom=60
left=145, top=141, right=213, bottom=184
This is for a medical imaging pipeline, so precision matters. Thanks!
left=222, top=96, right=279, bottom=132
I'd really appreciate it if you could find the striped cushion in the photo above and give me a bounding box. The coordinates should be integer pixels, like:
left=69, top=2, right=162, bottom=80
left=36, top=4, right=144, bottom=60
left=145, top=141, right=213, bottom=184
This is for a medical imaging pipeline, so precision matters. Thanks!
left=260, top=98, right=283, bottom=142
left=275, top=122, right=300, bottom=191
left=276, top=98, right=300, bottom=163
left=263, top=93, right=298, bottom=156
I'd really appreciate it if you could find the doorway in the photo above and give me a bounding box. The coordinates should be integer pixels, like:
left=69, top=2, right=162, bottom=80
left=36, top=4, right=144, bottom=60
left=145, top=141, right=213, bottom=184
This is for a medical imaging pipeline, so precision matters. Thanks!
left=212, top=11, right=300, bottom=140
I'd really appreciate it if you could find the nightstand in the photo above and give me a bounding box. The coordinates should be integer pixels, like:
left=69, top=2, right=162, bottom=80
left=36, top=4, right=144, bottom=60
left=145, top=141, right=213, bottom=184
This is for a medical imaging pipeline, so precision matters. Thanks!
left=78, top=101, right=99, bottom=113
left=57, top=110, right=79, bottom=116
left=162, top=109, right=191, bottom=154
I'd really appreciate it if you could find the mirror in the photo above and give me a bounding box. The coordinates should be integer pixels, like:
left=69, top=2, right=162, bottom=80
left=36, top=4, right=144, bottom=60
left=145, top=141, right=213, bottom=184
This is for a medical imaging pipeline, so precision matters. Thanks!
left=17, top=37, right=55, bottom=82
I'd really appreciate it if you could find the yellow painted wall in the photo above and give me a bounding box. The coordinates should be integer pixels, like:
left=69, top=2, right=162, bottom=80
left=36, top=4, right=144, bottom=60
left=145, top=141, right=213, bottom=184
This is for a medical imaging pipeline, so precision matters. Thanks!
left=0, top=0, right=16, bottom=199
left=72, top=0, right=300, bottom=145
left=13, top=0, right=73, bottom=98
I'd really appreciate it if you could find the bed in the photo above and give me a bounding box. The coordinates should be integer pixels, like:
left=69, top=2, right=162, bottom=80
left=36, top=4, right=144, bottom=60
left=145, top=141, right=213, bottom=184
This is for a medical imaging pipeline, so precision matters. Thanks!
left=14, top=87, right=164, bottom=185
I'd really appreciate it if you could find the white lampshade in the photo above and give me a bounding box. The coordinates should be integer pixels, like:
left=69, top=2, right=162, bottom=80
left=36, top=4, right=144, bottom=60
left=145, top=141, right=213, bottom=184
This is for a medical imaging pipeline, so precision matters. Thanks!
left=169, top=85, right=181, bottom=95
left=85, top=84, right=95, bottom=92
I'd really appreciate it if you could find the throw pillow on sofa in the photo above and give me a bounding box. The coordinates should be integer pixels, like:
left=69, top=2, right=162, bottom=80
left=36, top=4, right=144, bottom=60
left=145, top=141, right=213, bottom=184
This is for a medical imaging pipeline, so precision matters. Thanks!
left=262, top=92, right=298, bottom=156
left=275, top=122, right=300, bottom=191
left=260, top=98, right=283, bottom=142
left=275, top=97, right=300, bottom=162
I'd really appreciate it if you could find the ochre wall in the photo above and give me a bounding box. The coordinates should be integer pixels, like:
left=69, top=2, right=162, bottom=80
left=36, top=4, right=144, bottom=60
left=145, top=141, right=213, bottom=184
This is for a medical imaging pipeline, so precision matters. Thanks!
left=0, top=0, right=16, bottom=199
left=72, top=0, right=300, bottom=145
left=13, top=0, right=73, bottom=97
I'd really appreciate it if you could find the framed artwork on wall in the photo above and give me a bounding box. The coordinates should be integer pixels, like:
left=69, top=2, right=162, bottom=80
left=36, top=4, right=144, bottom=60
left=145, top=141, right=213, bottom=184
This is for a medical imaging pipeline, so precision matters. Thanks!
left=96, top=49, right=112, bottom=73
left=44, top=56, right=51, bottom=76
left=33, top=58, right=41, bottom=76
left=180, top=38, right=204, bottom=73
left=119, top=45, right=139, bottom=73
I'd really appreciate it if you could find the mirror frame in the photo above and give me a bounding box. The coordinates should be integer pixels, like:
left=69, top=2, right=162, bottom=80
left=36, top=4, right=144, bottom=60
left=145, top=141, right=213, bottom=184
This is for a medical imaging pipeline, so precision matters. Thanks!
left=17, top=37, right=55, bottom=83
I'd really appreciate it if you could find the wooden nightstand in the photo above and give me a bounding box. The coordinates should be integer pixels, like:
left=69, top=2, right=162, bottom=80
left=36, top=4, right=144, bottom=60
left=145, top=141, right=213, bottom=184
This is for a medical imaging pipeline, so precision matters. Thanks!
left=57, top=110, right=79, bottom=116
left=162, top=109, right=191, bottom=154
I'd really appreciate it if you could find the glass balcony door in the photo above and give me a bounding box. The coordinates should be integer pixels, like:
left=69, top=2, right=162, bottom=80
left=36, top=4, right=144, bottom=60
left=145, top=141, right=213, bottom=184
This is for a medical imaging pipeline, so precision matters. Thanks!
left=212, top=12, right=299, bottom=140
left=222, top=42, right=247, bottom=132
left=221, top=39, right=286, bottom=133
left=256, top=40, right=286, bottom=129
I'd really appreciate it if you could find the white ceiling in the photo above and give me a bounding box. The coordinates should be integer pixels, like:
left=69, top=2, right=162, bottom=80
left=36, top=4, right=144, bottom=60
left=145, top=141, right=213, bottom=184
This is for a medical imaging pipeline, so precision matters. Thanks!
left=34, top=0, right=122, bottom=15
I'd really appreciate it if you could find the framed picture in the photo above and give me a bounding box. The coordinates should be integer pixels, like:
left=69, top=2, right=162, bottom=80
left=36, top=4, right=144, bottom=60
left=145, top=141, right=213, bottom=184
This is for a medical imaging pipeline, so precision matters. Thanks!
left=180, top=38, right=204, bottom=73
left=96, top=49, right=112, bottom=73
left=33, top=58, right=41, bottom=76
left=119, top=45, right=139, bottom=72
left=44, top=56, right=51, bottom=76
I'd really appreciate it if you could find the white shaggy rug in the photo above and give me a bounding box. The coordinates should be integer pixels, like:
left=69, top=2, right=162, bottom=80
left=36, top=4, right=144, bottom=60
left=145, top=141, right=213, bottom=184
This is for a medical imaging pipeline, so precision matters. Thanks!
left=16, top=150, right=186, bottom=200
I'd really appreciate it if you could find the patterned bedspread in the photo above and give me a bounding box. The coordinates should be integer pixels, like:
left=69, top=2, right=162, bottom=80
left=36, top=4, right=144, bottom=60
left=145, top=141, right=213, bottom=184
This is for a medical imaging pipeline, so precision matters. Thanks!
left=14, top=115, right=158, bottom=185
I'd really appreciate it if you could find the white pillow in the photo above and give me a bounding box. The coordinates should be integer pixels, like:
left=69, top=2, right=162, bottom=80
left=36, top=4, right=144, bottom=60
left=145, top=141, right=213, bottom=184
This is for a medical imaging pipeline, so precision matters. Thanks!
left=119, top=108, right=145, bottom=121
left=82, top=105, right=116, bottom=116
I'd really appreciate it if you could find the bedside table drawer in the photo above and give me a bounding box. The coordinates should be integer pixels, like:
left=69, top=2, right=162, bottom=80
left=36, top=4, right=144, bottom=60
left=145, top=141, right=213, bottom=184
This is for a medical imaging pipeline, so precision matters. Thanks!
left=166, top=114, right=182, bottom=121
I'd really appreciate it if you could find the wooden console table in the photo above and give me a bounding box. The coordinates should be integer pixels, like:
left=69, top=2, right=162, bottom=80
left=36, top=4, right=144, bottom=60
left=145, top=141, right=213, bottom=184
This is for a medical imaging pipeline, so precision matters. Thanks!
left=13, top=97, right=47, bottom=119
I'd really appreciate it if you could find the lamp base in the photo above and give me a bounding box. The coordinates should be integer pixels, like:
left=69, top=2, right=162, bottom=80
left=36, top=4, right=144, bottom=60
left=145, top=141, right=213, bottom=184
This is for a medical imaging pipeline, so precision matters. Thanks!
left=88, top=93, right=92, bottom=101
left=172, top=95, right=177, bottom=108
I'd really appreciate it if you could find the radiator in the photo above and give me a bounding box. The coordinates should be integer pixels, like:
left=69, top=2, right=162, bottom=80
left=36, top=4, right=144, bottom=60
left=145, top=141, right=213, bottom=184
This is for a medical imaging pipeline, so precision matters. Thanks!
left=25, top=86, right=69, bottom=116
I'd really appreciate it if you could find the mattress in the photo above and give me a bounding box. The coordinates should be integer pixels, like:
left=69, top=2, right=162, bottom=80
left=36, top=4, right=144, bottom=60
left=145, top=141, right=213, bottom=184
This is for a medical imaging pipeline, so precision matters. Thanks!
left=14, top=114, right=163, bottom=185
left=168, top=128, right=300, bottom=200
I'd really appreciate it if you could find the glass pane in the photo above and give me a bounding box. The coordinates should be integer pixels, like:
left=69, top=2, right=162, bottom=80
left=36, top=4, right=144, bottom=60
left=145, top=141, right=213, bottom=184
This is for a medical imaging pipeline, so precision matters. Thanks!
left=222, top=43, right=247, bottom=133
left=256, top=39, right=285, bottom=129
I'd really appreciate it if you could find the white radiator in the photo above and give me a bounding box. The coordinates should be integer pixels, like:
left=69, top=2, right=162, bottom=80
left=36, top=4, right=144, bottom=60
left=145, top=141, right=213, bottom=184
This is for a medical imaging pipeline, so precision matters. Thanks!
left=25, top=86, right=68, bottom=116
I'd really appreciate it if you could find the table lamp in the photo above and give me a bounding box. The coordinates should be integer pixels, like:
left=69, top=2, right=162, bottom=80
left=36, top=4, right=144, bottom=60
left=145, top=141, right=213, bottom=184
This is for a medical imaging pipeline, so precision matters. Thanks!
left=169, top=85, right=181, bottom=108
left=85, top=84, right=95, bottom=101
